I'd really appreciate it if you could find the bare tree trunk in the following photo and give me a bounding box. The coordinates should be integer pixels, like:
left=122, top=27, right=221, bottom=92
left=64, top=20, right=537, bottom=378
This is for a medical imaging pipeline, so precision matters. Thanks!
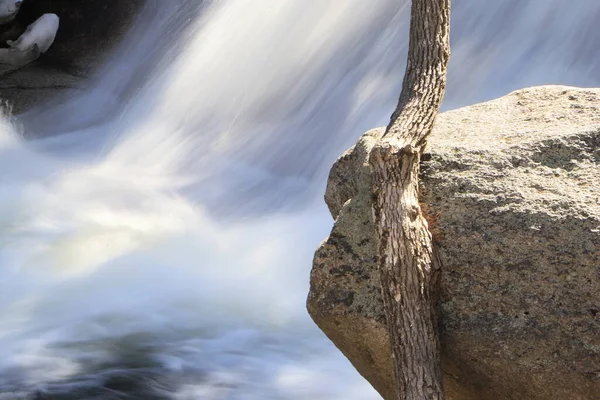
left=369, top=1, right=450, bottom=399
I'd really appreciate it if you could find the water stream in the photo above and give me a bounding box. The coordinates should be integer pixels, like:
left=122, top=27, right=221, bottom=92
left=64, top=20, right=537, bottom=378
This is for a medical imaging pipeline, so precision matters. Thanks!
left=1, top=1, right=599, bottom=398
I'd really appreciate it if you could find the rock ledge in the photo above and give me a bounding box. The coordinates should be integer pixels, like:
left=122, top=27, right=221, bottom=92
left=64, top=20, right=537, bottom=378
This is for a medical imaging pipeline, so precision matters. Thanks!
left=308, top=85, right=600, bottom=400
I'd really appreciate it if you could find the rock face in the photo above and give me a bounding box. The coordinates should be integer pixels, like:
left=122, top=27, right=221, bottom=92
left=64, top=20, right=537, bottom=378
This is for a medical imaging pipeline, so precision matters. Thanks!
left=308, top=86, right=600, bottom=399
left=0, top=0, right=144, bottom=113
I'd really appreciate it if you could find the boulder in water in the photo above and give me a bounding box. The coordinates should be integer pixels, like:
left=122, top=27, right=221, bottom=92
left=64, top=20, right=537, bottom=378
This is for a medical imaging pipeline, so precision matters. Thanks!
left=308, top=85, right=600, bottom=399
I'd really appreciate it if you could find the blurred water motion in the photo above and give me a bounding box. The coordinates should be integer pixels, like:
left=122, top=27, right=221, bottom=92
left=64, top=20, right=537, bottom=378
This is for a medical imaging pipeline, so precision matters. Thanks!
left=1, top=1, right=598, bottom=398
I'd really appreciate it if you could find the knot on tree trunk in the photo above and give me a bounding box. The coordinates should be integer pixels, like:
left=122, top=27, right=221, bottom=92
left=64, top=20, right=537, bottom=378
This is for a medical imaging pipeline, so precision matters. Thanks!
left=367, top=0, right=450, bottom=399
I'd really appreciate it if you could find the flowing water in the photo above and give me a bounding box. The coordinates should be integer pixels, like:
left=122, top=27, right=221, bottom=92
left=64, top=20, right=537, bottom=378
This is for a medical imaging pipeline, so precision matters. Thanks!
left=1, top=1, right=599, bottom=398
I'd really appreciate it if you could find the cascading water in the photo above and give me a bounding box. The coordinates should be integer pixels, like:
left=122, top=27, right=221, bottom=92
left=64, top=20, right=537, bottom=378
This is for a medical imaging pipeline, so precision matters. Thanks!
left=1, top=0, right=599, bottom=398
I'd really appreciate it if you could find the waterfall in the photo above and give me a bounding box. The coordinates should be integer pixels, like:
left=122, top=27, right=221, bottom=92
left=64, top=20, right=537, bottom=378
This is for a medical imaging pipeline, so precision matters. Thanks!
left=1, top=1, right=598, bottom=398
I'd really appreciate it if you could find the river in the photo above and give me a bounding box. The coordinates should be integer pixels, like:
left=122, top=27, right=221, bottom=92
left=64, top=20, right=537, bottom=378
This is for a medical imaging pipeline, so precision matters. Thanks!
left=1, top=1, right=598, bottom=398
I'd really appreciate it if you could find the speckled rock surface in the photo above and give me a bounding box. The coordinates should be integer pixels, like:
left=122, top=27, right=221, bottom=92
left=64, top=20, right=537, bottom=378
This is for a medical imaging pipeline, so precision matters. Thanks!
left=307, top=85, right=600, bottom=399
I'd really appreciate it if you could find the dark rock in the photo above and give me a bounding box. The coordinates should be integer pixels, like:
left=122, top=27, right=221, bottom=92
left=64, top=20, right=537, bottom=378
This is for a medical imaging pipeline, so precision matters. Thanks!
left=0, top=0, right=144, bottom=113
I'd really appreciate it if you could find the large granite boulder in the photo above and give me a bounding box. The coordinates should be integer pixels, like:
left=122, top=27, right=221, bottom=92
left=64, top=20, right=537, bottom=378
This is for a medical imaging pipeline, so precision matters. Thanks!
left=308, top=86, right=600, bottom=399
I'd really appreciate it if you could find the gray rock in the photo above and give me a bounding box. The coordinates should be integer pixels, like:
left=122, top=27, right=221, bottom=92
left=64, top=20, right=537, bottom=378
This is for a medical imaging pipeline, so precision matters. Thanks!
left=0, top=44, right=41, bottom=67
left=0, top=64, right=81, bottom=113
left=308, top=85, right=600, bottom=399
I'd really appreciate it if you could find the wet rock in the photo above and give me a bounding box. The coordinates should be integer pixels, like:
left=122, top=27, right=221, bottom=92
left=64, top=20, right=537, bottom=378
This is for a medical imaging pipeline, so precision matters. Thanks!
left=0, top=0, right=144, bottom=113
left=0, top=0, right=22, bottom=25
left=1, top=13, right=60, bottom=70
left=308, top=85, right=600, bottom=399
left=14, top=0, right=144, bottom=71
left=6, top=13, right=59, bottom=53
left=0, top=43, right=40, bottom=67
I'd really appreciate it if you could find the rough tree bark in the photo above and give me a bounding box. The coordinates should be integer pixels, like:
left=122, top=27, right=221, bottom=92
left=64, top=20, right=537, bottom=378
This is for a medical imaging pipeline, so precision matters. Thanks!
left=368, top=1, right=450, bottom=399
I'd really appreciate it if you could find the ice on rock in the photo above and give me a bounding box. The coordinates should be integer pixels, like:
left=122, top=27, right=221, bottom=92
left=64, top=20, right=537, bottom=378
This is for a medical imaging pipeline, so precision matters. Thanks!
left=0, top=13, right=59, bottom=66
left=7, top=13, right=59, bottom=53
